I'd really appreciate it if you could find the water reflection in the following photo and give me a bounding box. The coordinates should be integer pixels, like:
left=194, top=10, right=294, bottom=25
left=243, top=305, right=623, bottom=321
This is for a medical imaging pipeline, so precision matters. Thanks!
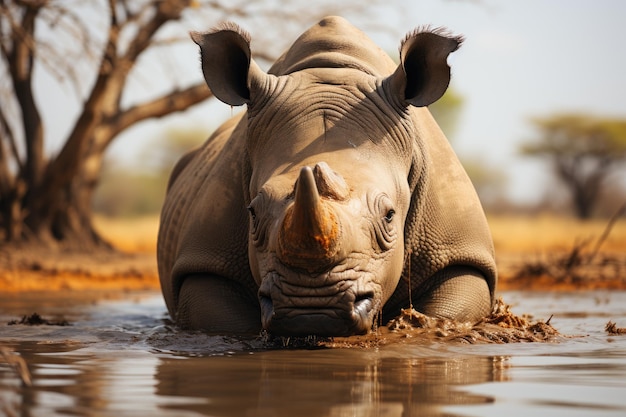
left=155, top=350, right=506, bottom=416
left=1, top=342, right=93, bottom=417
left=3, top=291, right=626, bottom=416
left=1, top=339, right=507, bottom=417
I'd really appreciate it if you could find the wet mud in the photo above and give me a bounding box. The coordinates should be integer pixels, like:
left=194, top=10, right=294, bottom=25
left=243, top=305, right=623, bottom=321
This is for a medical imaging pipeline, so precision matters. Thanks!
left=263, top=297, right=560, bottom=349
left=606, top=321, right=626, bottom=335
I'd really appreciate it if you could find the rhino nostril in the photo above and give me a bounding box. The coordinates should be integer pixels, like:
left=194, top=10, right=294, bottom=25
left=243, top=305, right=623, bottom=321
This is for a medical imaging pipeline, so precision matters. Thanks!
left=259, top=293, right=275, bottom=330
left=354, top=292, right=374, bottom=320
left=355, top=291, right=374, bottom=303
left=260, top=294, right=273, bottom=312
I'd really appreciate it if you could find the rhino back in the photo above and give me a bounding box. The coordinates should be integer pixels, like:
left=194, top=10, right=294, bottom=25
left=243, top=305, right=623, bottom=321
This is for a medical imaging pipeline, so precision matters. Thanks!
left=157, top=113, right=255, bottom=316
left=269, top=16, right=396, bottom=77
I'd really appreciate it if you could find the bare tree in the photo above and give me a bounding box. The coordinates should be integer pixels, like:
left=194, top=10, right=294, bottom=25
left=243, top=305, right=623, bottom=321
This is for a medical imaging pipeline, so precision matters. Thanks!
left=521, top=114, right=626, bottom=219
left=0, top=0, right=372, bottom=248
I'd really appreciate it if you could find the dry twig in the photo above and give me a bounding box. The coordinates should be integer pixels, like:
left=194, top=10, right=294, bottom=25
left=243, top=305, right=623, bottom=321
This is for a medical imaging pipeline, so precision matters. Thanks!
left=514, top=203, right=626, bottom=287
left=0, top=346, right=32, bottom=387
left=605, top=321, right=626, bottom=335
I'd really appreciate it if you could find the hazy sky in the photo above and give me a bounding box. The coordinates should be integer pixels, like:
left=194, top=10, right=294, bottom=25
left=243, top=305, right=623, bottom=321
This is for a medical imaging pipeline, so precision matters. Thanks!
left=392, top=0, right=626, bottom=203
left=37, top=0, right=626, bottom=204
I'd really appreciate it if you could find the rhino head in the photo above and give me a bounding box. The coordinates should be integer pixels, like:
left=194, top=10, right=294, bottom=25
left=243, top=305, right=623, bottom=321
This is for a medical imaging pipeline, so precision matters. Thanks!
left=191, top=18, right=463, bottom=336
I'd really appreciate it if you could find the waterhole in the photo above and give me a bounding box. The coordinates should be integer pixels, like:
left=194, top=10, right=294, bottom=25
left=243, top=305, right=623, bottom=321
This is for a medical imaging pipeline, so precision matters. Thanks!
left=1, top=290, right=625, bottom=416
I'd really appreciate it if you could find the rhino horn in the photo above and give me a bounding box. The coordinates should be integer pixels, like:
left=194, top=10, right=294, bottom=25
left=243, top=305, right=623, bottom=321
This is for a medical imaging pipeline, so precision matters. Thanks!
left=313, top=162, right=349, bottom=201
left=277, top=166, right=340, bottom=271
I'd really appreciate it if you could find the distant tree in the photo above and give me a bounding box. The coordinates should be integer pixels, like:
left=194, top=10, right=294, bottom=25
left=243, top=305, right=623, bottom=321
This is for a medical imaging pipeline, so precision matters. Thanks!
left=461, top=159, right=507, bottom=208
left=0, top=0, right=371, bottom=249
left=429, top=88, right=464, bottom=139
left=93, top=124, right=212, bottom=217
left=429, top=89, right=507, bottom=208
left=146, top=125, right=214, bottom=175
left=521, top=114, right=626, bottom=219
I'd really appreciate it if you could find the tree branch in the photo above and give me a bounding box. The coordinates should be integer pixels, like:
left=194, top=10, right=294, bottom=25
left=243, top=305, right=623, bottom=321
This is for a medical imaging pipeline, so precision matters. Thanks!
left=38, top=1, right=197, bottom=207
left=5, top=1, right=45, bottom=187
left=35, top=2, right=102, bottom=96
left=34, top=0, right=121, bottom=210
left=105, top=82, right=213, bottom=145
left=0, top=103, right=22, bottom=173
left=121, top=0, right=190, bottom=65
left=0, top=107, right=16, bottom=198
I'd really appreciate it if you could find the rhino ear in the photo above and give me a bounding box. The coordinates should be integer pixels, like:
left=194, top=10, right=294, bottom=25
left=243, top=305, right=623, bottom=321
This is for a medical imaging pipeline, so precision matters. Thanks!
left=191, top=23, right=269, bottom=106
left=387, top=28, right=463, bottom=107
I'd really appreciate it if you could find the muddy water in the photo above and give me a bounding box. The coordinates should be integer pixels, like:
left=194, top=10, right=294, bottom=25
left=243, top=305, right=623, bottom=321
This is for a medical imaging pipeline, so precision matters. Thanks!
left=1, top=291, right=625, bottom=417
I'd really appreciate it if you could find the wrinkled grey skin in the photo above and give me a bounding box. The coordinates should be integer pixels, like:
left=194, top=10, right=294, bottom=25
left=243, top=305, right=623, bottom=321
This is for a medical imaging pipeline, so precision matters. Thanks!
left=157, top=16, right=497, bottom=337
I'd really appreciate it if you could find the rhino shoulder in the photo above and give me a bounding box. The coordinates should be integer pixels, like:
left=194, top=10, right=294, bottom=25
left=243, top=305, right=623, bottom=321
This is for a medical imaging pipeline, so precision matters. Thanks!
left=166, top=113, right=245, bottom=192
left=167, top=148, right=199, bottom=192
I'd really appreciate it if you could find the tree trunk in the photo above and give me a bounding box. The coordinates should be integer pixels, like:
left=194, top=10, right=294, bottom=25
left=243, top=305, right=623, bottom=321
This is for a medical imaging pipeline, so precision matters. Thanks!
left=572, top=186, right=593, bottom=220
left=54, top=121, right=116, bottom=248
left=16, top=156, right=110, bottom=250
left=50, top=182, right=110, bottom=249
left=556, top=155, right=610, bottom=220
left=0, top=179, right=26, bottom=242
left=0, top=0, right=207, bottom=249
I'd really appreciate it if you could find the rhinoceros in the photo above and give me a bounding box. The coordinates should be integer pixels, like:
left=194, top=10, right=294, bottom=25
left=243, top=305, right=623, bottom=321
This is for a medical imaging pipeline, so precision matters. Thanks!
left=157, top=16, right=497, bottom=337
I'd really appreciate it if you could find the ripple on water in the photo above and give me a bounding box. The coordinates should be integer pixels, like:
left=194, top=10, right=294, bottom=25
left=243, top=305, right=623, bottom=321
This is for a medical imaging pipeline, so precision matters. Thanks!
left=1, top=290, right=626, bottom=417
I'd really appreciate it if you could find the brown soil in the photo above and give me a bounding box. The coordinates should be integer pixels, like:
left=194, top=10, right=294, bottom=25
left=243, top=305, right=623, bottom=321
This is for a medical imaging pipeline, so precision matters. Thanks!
left=0, top=214, right=624, bottom=293
left=0, top=216, right=159, bottom=292
left=1, top=214, right=623, bottom=346
left=492, top=214, right=626, bottom=291
left=0, top=247, right=158, bottom=292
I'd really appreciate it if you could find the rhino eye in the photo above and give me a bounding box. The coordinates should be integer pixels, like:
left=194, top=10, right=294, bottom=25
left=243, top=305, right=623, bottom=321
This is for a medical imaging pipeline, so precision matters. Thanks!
left=247, top=195, right=268, bottom=248
left=372, top=194, right=397, bottom=251
left=247, top=205, right=256, bottom=221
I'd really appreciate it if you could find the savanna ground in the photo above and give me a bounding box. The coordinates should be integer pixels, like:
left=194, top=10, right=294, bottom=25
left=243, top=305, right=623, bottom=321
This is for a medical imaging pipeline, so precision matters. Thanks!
left=1, top=214, right=625, bottom=293
left=1, top=214, right=625, bottom=346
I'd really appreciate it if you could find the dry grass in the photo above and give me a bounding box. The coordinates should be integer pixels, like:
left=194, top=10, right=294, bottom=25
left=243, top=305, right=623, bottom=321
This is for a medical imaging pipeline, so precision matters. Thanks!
left=94, top=213, right=626, bottom=258
left=95, top=213, right=626, bottom=290
left=2, top=213, right=621, bottom=346
left=488, top=214, right=626, bottom=254
left=489, top=213, right=626, bottom=290
left=0, top=215, right=161, bottom=292
left=2, top=213, right=624, bottom=292
left=93, top=215, right=160, bottom=253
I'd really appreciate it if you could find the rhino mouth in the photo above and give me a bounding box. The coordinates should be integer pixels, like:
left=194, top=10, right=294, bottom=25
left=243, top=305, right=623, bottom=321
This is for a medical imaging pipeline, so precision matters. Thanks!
left=258, top=270, right=379, bottom=337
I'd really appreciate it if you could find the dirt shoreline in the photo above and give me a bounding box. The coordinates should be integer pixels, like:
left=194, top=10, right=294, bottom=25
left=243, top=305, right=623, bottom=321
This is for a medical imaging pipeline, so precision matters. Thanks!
left=1, top=214, right=625, bottom=293
left=1, top=247, right=625, bottom=293
left=0, top=248, right=159, bottom=292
